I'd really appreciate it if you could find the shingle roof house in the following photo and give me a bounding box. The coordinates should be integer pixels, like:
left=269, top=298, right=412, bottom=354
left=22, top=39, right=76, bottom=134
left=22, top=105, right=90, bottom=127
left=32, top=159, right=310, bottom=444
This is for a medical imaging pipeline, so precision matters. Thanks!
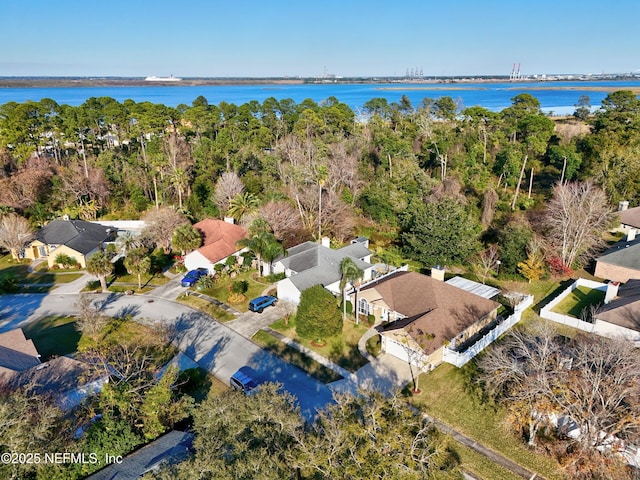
left=618, top=205, right=640, bottom=230
left=596, top=279, right=640, bottom=333
left=23, top=217, right=115, bottom=268
left=274, top=239, right=374, bottom=305
left=357, top=271, right=500, bottom=368
left=594, top=234, right=640, bottom=283
left=0, top=327, right=107, bottom=410
left=0, top=328, right=40, bottom=379
left=183, top=219, right=248, bottom=274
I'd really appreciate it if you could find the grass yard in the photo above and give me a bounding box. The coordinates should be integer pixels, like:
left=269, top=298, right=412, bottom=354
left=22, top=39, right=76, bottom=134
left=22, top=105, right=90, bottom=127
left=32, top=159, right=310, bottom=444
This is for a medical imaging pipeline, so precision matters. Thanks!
left=269, top=316, right=369, bottom=372
left=551, top=286, right=605, bottom=318
left=253, top=330, right=343, bottom=383
left=177, top=294, right=237, bottom=322
left=452, top=443, right=522, bottom=480
left=408, top=363, right=567, bottom=480
left=197, top=271, right=270, bottom=312
left=110, top=271, right=170, bottom=287
left=22, top=316, right=80, bottom=360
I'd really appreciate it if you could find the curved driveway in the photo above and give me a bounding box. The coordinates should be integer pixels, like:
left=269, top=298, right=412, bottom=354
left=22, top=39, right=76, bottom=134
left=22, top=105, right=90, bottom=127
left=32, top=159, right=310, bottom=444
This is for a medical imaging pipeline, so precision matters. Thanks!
left=0, top=293, right=333, bottom=420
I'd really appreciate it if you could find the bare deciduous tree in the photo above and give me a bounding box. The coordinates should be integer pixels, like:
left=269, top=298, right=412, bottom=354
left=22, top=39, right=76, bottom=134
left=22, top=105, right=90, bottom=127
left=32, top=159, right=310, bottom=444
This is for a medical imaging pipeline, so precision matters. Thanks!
left=480, top=321, right=640, bottom=476
left=479, top=321, right=565, bottom=447
left=141, top=207, right=189, bottom=253
left=0, top=213, right=34, bottom=259
left=481, top=187, right=498, bottom=227
left=473, top=244, right=500, bottom=284
left=74, top=294, right=109, bottom=336
left=545, top=181, right=613, bottom=269
left=213, top=171, right=244, bottom=214
left=258, top=200, right=302, bottom=241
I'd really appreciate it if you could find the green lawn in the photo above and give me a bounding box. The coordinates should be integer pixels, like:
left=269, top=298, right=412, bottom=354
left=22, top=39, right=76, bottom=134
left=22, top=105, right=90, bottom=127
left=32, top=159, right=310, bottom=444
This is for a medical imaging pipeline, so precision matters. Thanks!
left=22, top=316, right=80, bottom=360
left=551, top=286, right=605, bottom=318
left=110, top=271, right=170, bottom=287
left=408, top=363, right=568, bottom=480
left=197, top=271, right=271, bottom=312
left=269, top=316, right=369, bottom=372
left=452, top=443, right=522, bottom=480
left=252, top=330, right=343, bottom=383
left=0, top=255, right=83, bottom=290
left=177, top=294, right=237, bottom=322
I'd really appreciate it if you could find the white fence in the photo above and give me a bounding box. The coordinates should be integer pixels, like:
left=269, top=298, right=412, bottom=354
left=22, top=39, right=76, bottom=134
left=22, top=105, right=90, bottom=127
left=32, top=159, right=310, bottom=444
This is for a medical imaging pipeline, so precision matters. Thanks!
left=442, top=294, right=534, bottom=368
left=539, top=278, right=607, bottom=333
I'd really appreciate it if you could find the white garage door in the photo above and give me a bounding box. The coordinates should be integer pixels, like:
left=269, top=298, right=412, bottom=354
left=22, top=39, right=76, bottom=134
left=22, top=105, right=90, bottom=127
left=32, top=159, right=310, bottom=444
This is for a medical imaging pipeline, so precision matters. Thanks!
left=383, top=336, right=423, bottom=367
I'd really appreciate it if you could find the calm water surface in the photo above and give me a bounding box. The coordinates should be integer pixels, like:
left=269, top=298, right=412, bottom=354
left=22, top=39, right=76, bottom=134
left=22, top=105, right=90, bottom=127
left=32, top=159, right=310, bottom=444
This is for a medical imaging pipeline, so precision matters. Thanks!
left=1, top=80, right=639, bottom=114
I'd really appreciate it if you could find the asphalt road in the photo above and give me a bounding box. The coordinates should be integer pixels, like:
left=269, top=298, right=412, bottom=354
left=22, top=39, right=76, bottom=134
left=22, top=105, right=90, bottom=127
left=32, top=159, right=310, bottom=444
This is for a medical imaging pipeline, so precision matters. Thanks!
left=0, top=293, right=334, bottom=420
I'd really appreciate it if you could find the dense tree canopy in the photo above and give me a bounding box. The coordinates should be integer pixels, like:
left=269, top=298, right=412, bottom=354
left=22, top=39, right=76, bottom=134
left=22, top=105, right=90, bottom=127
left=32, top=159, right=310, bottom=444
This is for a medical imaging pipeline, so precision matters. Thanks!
left=401, top=197, right=482, bottom=267
left=0, top=89, right=638, bottom=280
left=296, top=284, right=343, bottom=341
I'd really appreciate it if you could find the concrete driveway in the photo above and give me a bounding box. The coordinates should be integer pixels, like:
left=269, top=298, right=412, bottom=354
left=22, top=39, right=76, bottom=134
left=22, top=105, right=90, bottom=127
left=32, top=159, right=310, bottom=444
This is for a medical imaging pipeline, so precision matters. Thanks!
left=0, top=293, right=333, bottom=420
left=225, top=303, right=285, bottom=337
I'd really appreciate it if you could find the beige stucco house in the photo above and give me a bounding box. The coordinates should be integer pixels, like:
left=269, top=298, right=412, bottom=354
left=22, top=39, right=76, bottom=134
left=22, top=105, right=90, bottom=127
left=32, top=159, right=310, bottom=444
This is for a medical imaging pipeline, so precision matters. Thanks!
left=354, top=270, right=500, bottom=369
left=23, top=217, right=115, bottom=268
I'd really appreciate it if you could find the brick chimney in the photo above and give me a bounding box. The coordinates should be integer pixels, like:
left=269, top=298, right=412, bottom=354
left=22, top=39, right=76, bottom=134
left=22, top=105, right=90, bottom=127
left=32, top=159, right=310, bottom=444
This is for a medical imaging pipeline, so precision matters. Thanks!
left=431, top=266, right=445, bottom=281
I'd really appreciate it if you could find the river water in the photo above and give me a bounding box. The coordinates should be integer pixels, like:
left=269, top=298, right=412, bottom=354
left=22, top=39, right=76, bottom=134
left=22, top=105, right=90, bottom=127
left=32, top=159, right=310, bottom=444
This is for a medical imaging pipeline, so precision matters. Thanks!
left=1, top=80, right=639, bottom=115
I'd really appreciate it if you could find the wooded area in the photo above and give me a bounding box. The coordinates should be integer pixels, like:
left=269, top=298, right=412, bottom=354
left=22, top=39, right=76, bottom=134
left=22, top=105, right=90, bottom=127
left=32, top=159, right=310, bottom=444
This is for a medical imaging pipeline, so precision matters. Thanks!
left=0, top=91, right=637, bottom=275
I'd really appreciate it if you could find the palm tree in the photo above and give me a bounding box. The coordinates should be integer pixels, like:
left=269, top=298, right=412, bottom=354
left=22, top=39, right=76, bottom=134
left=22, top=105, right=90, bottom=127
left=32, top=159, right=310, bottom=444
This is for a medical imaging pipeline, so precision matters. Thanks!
left=116, top=231, right=143, bottom=255
left=124, top=248, right=152, bottom=289
left=171, top=225, right=202, bottom=256
left=339, top=257, right=364, bottom=322
left=239, top=230, right=283, bottom=277
left=227, top=192, right=259, bottom=224
left=260, top=236, right=285, bottom=276
left=86, top=251, right=113, bottom=292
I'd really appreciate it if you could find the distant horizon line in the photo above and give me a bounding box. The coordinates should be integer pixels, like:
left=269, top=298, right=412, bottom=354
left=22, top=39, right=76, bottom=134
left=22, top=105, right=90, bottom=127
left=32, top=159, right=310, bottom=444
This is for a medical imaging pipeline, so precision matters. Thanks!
left=1, top=72, right=638, bottom=80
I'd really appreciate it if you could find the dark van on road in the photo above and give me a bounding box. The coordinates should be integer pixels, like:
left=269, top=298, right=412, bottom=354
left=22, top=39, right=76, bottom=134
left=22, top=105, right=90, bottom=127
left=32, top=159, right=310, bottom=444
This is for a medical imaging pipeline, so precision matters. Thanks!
left=230, top=366, right=260, bottom=394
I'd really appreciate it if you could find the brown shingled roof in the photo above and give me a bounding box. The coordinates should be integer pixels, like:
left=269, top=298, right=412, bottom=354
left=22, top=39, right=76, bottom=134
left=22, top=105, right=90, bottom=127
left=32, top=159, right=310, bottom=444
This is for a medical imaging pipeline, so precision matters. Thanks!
left=370, top=271, right=500, bottom=354
left=193, top=219, right=247, bottom=263
left=0, top=328, right=41, bottom=380
left=619, top=206, right=640, bottom=229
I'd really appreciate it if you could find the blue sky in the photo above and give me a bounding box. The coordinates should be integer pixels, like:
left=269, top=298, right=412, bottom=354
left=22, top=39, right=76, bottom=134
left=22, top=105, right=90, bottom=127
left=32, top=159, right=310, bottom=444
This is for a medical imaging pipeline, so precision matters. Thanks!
left=1, top=0, right=638, bottom=77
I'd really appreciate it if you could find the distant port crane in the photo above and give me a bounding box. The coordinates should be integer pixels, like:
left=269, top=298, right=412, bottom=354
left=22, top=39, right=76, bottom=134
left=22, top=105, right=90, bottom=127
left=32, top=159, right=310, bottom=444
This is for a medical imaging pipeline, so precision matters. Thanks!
left=509, top=63, right=521, bottom=80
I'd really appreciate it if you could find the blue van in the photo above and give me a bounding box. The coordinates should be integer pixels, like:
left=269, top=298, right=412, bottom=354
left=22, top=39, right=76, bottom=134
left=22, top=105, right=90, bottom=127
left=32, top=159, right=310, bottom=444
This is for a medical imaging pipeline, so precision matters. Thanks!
left=230, top=366, right=260, bottom=394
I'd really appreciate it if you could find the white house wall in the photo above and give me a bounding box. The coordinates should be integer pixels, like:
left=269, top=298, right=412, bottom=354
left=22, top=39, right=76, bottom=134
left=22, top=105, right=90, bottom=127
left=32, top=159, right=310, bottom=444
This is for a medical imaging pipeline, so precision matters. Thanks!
left=276, top=278, right=302, bottom=305
left=184, top=251, right=213, bottom=274
left=594, top=319, right=640, bottom=345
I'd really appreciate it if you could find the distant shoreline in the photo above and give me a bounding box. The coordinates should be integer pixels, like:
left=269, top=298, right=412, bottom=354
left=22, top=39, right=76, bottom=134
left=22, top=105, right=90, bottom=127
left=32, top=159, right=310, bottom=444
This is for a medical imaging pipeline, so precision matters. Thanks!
left=0, top=76, right=638, bottom=89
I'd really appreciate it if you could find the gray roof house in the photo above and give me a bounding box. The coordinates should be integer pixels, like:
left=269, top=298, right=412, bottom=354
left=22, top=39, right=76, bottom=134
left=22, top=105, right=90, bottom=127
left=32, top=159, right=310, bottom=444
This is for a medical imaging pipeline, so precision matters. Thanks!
left=86, top=430, right=194, bottom=480
left=24, top=217, right=115, bottom=268
left=594, top=233, right=640, bottom=283
left=274, top=238, right=374, bottom=304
